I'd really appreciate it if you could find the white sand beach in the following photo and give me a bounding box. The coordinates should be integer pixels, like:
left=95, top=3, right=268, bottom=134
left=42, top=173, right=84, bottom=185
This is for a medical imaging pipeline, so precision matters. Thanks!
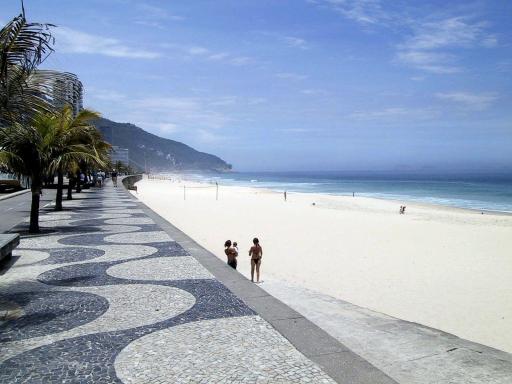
left=133, top=177, right=512, bottom=353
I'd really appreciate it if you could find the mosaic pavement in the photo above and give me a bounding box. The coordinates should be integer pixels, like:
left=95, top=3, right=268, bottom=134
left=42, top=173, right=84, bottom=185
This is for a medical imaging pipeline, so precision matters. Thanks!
left=0, top=185, right=336, bottom=383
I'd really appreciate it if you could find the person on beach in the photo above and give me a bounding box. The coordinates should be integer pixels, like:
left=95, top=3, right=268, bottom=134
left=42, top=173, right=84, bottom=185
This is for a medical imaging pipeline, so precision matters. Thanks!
left=224, top=240, right=238, bottom=269
left=233, top=241, right=239, bottom=254
left=284, top=191, right=287, bottom=201
left=249, top=237, right=263, bottom=283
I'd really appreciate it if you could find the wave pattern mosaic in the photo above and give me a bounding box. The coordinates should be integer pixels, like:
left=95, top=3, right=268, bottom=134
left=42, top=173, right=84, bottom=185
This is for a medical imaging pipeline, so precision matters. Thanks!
left=0, top=185, right=335, bottom=383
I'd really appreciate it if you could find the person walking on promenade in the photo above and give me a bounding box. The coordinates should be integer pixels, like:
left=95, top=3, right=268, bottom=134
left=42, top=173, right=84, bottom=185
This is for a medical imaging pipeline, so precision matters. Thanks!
left=249, top=237, right=263, bottom=283
left=224, top=240, right=238, bottom=269
left=111, top=169, right=118, bottom=187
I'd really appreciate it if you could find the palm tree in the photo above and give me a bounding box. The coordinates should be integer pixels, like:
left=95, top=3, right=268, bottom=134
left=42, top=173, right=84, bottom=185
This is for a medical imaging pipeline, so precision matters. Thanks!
left=0, top=12, right=79, bottom=127
left=0, top=121, right=51, bottom=232
left=42, top=106, right=110, bottom=210
left=0, top=107, right=111, bottom=229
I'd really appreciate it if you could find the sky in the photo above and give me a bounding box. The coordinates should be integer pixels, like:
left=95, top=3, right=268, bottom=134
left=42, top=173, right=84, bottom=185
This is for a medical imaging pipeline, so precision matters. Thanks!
left=2, top=0, right=511, bottom=172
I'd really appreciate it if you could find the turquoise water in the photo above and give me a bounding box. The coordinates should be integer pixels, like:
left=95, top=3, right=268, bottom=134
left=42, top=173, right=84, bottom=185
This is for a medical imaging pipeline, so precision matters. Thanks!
left=180, top=171, right=512, bottom=213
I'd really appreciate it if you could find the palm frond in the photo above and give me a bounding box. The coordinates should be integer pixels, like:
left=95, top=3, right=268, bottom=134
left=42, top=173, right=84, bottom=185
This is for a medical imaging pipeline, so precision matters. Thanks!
left=0, top=14, right=55, bottom=80
left=0, top=68, right=80, bottom=126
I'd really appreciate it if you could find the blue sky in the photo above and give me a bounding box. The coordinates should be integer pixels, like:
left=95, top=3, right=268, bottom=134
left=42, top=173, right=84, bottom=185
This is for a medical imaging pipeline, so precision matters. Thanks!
left=2, top=0, right=511, bottom=172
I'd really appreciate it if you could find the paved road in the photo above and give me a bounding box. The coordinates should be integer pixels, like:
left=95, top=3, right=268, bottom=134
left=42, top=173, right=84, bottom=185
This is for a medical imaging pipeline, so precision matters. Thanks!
left=0, top=184, right=396, bottom=383
left=0, top=190, right=54, bottom=233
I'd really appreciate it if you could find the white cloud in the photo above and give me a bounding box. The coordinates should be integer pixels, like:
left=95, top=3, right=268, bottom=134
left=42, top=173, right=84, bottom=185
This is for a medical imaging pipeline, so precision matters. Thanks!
left=125, top=96, right=233, bottom=134
left=208, top=52, right=230, bottom=61
left=154, top=122, right=179, bottom=133
left=396, top=17, right=498, bottom=74
left=206, top=52, right=252, bottom=66
left=209, top=96, right=238, bottom=107
left=348, top=107, right=439, bottom=120
left=395, top=50, right=461, bottom=74
left=275, top=72, right=308, bottom=81
left=53, top=27, right=161, bottom=59
left=308, top=0, right=389, bottom=25
left=309, top=2, right=498, bottom=75
left=401, top=18, right=492, bottom=51
left=280, top=128, right=310, bottom=133
left=160, top=44, right=253, bottom=66
left=89, top=89, right=126, bottom=102
left=196, top=128, right=224, bottom=143
left=134, top=97, right=200, bottom=111
left=247, top=97, right=267, bottom=105
left=301, top=89, right=326, bottom=95
left=187, top=46, right=209, bottom=55
left=230, top=56, right=253, bottom=66
left=136, top=3, right=185, bottom=22
left=134, top=20, right=167, bottom=30
left=435, top=92, right=498, bottom=110
left=284, top=36, right=309, bottom=49
left=134, top=121, right=179, bottom=134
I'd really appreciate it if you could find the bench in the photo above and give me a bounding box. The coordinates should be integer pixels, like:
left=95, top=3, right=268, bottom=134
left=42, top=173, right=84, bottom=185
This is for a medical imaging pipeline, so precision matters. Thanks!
left=0, top=179, right=22, bottom=193
left=0, top=234, right=20, bottom=263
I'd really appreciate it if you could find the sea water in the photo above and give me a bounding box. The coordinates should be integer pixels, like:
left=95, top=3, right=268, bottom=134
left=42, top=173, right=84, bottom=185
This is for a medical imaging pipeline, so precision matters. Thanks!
left=173, top=171, right=512, bottom=213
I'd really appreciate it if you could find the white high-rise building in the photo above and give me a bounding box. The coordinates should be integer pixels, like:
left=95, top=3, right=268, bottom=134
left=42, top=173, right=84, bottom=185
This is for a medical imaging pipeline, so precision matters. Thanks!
left=52, top=73, right=83, bottom=116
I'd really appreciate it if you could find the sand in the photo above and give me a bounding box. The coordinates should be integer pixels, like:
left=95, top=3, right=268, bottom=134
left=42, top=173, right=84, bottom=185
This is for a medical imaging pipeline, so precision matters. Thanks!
left=133, top=176, right=512, bottom=353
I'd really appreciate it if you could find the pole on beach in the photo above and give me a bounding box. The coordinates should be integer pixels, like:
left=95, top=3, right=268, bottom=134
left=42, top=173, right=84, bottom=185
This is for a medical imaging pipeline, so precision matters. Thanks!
left=216, top=182, right=219, bottom=201
left=184, top=185, right=186, bottom=200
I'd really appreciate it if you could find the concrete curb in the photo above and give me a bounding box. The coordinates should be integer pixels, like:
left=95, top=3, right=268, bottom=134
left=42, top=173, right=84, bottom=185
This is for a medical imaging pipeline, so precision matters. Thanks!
left=121, top=177, right=397, bottom=384
left=0, top=189, right=29, bottom=201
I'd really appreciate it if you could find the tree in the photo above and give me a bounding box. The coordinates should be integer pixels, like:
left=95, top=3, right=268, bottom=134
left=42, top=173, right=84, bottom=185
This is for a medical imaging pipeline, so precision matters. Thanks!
left=0, top=121, right=51, bottom=232
left=0, top=11, right=94, bottom=230
left=33, top=106, right=110, bottom=210
left=0, top=106, right=111, bottom=230
left=113, top=160, right=134, bottom=175
left=0, top=13, right=78, bottom=127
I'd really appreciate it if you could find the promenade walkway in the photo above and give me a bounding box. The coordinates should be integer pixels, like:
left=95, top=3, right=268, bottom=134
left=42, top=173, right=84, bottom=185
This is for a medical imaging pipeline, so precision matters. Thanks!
left=0, top=183, right=395, bottom=383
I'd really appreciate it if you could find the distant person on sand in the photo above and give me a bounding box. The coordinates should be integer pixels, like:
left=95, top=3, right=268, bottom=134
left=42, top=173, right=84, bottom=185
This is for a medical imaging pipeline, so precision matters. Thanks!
left=249, top=237, right=263, bottom=283
left=284, top=191, right=287, bottom=201
left=111, top=169, right=118, bottom=187
left=233, top=241, right=239, bottom=254
left=224, top=240, right=237, bottom=269
left=399, top=206, right=406, bottom=214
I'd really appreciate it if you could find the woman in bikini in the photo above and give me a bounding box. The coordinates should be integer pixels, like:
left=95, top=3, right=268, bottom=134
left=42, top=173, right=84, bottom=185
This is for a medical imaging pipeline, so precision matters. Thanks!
left=249, top=237, right=263, bottom=283
left=224, top=240, right=237, bottom=269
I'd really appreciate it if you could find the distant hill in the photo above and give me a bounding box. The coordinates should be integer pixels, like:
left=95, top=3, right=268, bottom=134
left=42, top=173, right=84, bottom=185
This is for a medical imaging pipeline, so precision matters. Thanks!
left=93, top=117, right=232, bottom=172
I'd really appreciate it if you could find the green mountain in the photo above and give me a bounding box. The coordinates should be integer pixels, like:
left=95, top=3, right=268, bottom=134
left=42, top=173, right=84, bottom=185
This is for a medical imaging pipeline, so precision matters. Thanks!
left=93, top=117, right=232, bottom=172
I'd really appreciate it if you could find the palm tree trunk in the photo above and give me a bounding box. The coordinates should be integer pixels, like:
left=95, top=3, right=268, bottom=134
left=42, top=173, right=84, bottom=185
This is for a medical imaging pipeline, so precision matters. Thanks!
left=55, top=172, right=64, bottom=211
left=67, top=176, right=73, bottom=200
left=29, top=176, right=41, bottom=233
left=76, top=171, right=82, bottom=193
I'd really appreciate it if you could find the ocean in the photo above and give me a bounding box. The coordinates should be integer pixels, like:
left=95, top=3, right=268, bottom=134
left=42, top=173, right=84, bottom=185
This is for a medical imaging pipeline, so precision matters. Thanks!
left=179, top=171, right=512, bottom=213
